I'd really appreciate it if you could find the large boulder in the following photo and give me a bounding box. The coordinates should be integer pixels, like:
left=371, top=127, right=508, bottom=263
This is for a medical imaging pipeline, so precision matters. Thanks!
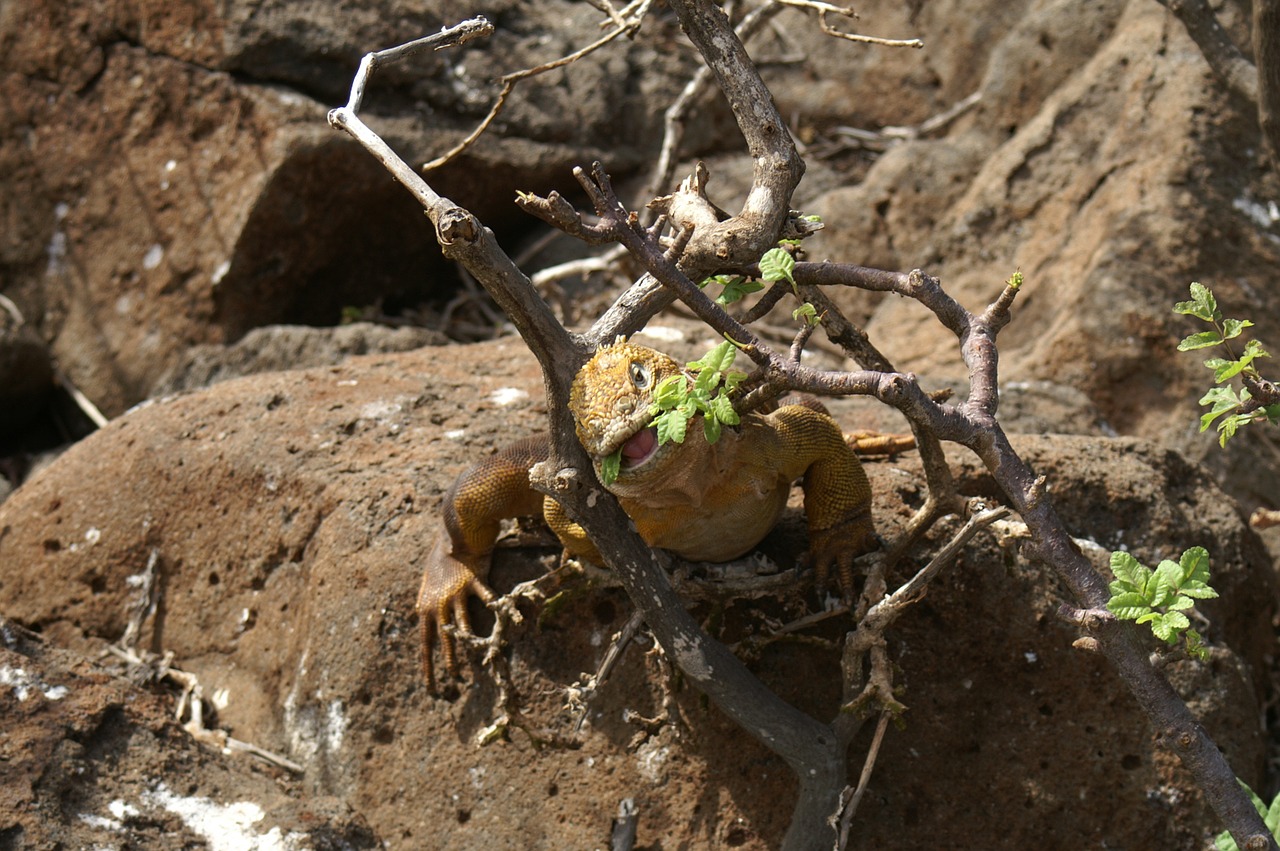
left=0, top=0, right=692, bottom=416
left=0, top=335, right=1271, bottom=849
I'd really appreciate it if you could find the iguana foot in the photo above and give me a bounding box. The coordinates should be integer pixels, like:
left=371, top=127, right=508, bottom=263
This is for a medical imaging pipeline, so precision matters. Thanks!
left=808, top=509, right=879, bottom=599
left=416, top=531, right=495, bottom=692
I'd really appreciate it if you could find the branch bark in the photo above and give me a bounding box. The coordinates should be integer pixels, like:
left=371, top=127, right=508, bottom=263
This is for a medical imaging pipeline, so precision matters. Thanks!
left=1153, top=0, right=1280, bottom=170
left=331, top=13, right=1278, bottom=851
left=661, top=0, right=805, bottom=276
left=1256, top=0, right=1280, bottom=166
left=332, top=17, right=846, bottom=851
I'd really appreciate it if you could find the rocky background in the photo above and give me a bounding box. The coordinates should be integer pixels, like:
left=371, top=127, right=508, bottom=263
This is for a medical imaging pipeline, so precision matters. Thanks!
left=2, top=0, right=1279, bottom=848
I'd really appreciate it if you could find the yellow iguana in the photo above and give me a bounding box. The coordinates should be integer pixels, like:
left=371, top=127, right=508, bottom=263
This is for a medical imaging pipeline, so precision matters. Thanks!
left=417, top=339, right=892, bottom=688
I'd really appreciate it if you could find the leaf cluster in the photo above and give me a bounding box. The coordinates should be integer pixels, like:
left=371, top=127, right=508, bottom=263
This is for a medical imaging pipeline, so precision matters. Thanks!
left=698, top=245, right=798, bottom=305
left=1106, top=547, right=1218, bottom=659
left=698, top=240, right=825, bottom=320
left=649, top=340, right=746, bottom=447
left=1215, top=780, right=1280, bottom=851
left=1175, top=282, right=1280, bottom=446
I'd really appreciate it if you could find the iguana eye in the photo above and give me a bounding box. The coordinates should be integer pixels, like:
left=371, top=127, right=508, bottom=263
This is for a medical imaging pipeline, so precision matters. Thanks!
left=628, top=361, right=651, bottom=390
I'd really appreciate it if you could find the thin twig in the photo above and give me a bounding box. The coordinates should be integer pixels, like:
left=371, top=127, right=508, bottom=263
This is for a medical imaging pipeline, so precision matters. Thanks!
left=570, top=608, right=646, bottom=731
left=835, top=711, right=891, bottom=849
left=118, top=549, right=160, bottom=652
left=424, top=5, right=650, bottom=171
left=816, top=9, right=923, bottom=48
left=55, top=369, right=108, bottom=429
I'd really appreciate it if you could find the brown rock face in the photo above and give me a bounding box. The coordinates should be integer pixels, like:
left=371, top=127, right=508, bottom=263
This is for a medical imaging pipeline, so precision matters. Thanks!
left=0, top=0, right=690, bottom=416
left=2, top=0, right=1279, bottom=847
left=0, top=340, right=1273, bottom=849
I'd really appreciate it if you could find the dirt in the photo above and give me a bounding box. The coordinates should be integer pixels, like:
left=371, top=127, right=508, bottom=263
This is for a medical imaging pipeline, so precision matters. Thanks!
left=2, top=0, right=1280, bottom=847
left=0, top=327, right=1274, bottom=849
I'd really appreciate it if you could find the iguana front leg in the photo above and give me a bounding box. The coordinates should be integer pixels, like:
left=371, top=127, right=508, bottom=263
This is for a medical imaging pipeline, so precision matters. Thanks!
left=417, top=436, right=548, bottom=690
left=770, top=405, right=878, bottom=595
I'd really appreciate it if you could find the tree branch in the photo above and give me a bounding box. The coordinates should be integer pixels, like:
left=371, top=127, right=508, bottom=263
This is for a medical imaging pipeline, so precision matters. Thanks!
left=1256, top=0, right=1280, bottom=169
left=661, top=0, right=806, bottom=276
left=1155, top=0, right=1258, bottom=102
left=332, top=13, right=1278, bottom=850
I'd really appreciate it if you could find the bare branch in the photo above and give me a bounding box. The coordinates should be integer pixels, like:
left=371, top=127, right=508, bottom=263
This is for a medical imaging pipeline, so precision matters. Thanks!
left=662, top=0, right=806, bottom=275
left=1152, top=0, right=1257, bottom=101
left=1257, top=0, right=1280, bottom=166
left=425, top=7, right=650, bottom=171
left=834, top=710, right=891, bottom=849
left=646, top=3, right=783, bottom=207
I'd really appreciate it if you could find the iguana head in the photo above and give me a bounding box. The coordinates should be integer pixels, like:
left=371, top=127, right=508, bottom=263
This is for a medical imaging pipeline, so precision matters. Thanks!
left=569, top=340, right=680, bottom=481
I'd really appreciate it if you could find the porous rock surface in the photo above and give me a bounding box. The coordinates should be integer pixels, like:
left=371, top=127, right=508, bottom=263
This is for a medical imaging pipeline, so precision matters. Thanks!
left=0, top=335, right=1274, bottom=849
left=2, top=0, right=1279, bottom=847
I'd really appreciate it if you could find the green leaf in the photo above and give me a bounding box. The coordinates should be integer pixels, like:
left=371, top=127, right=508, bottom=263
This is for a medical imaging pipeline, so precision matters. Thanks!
left=1109, top=551, right=1143, bottom=587
left=1185, top=629, right=1210, bottom=662
left=1166, top=594, right=1196, bottom=611
left=1179, top=547, right=1210, bottom=583
left=1218, top=414, right=1243, bottom=446
left=691, top=367, right=717, bottom=399
left=1209, top=340, right=1272, bottom=383
left=715, top=277, right=766, bottom=305
left=1242, top=338, right=1271, bottom=360
left=600, top=449, right=622, bottom=486
left=702, top=414, right=722, bottom=444
left=689, top=340, right=738, bottom=375
left=654, top=409, right=687, bottom=445
left=1150, top=560, right=1183, bottom=607
left=1179, top=582, right=1220, bottom=600
left=1221, top=318, right=1254, bottom=339
left=708, top=392, right=740, bottom=426
left=1149, top=611, right=1190, bottom=643
left=1198, top=386, right=1241, bottom=432
left=759, top=247, right=796, bottom=284
left=1172, top=282, right=1220, bottom=322
left=1178, top=330, right=1225, bottom=351
left=792, top=302, right=820, bottom=326
left=1106, top=592, right=1152, bottom=620
left=1209, top=357, right=1250, bottom=384
left=652, top=374, right=688, bottom=410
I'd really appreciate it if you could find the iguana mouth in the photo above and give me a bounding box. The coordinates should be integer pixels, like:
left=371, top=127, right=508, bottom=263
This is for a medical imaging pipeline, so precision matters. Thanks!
left=619, top=426, right=659, bottom=469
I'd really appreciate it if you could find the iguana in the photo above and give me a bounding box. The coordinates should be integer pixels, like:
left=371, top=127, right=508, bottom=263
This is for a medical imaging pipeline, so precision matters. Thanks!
left=416, top=339, right=889, bottom=689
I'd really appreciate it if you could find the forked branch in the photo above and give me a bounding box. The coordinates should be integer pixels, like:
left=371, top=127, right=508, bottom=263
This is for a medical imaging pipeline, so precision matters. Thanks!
left=330, top=9, right=1278, bottom=851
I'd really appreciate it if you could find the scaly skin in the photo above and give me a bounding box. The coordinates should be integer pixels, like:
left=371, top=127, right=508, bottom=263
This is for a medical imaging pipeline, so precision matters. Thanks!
left=416, top=340, right=879, bottom=688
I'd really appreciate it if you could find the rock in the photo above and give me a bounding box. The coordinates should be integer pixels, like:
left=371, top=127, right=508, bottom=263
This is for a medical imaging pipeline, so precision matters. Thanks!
left=0, top=340, right=1271, bottom=849
left=150, top=321, right=446, bottom=396
left=0, top=617, right=380, bottom=849
left=797, top=0, right=1280, bottom=514
left=0, top=0, right=692, bottom=418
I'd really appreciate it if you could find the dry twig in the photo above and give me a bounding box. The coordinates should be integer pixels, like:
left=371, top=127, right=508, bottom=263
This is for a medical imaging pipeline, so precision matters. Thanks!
left=423, top=2, right=652, bottom=172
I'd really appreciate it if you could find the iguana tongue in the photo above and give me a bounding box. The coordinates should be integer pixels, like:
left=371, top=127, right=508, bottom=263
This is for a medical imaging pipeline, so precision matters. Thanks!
left=620, top=427, right=658, bottom=468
